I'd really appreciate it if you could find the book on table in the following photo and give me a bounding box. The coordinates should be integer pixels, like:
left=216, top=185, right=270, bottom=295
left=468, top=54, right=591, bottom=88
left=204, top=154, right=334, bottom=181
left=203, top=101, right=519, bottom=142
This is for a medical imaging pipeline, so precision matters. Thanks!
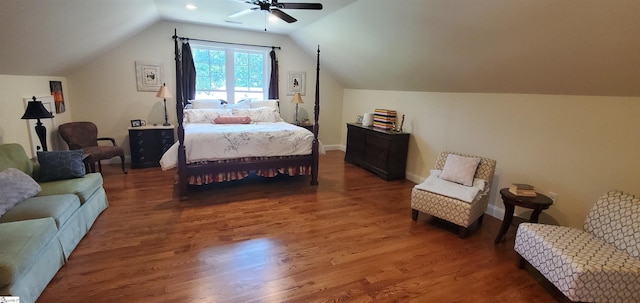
left=509, top=183, right=537, bottom=197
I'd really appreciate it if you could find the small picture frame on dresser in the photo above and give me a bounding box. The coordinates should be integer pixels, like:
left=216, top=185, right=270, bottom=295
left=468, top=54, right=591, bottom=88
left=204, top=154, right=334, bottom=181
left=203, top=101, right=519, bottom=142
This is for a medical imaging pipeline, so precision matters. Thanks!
left=356, top=115, right=363, bottom=124
left=130, top=119, right=142, bottom=127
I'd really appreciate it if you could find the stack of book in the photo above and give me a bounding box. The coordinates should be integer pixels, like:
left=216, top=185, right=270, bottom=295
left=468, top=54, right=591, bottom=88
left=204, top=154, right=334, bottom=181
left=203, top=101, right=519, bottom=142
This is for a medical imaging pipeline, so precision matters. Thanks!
left=509, top=183, right=537, bottom=197
left=373, top=109, right=397, bottom=130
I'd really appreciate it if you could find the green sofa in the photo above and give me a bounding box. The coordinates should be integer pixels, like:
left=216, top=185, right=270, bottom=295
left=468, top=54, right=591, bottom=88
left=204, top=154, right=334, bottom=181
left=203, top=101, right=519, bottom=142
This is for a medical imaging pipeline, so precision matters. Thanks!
left=0, top=143, right=109, bottom=303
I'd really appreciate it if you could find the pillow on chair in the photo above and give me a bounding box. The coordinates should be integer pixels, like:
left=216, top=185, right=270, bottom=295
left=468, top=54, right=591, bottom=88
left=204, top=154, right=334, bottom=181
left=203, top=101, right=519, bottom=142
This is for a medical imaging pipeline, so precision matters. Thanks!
left=439, top=154, right=481, bottom=186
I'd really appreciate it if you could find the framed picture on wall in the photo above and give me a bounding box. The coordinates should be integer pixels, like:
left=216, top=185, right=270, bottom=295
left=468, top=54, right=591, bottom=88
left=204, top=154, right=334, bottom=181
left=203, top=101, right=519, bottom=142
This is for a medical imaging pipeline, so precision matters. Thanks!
left=287, top=71, right=306, bottom=96
left=135, top=61, right=163, bottom=92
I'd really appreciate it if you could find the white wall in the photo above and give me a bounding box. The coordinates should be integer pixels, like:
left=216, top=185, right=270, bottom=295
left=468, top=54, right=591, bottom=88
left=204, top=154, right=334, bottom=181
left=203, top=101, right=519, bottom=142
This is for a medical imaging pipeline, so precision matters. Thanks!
left=64, top=20, right=344, bottom=158
left=0, top=75, right=72, bottom=156
left=342, top=89, right=640, bottom=228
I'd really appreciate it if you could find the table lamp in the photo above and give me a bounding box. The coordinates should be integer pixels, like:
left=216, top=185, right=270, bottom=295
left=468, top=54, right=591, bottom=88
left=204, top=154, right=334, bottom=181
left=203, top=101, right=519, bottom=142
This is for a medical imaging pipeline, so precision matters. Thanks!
left=21, top=96, right=54, bottom=151
left=291, top=92, right=304, bottom=125
left=156, top=83, right=173, bottom=126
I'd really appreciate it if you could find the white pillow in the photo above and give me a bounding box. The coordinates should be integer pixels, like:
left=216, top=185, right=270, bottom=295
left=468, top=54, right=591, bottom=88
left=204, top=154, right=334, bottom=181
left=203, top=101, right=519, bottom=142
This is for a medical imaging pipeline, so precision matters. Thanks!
left=184, top=108, right=232, bottom=123
left=232, top=107, right=283, bottom=122
left=223, top=102, right=251, bottom=110
left=191, top=99, right=225, bottom=109
left=439, top=154, right=481, bottom=186
left=250, top=100, right=279, bottom=110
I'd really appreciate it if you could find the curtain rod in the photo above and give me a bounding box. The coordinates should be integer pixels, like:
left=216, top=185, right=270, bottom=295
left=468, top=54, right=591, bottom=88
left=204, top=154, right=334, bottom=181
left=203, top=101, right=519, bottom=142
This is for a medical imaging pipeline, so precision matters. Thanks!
left=173, top=34, right=281, bottom=50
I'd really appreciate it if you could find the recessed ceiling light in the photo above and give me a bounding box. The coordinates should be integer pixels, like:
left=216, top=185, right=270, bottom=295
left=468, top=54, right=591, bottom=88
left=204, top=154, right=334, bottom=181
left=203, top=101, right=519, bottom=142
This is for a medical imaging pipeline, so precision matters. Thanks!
left=186, top=4, right=197, bottom=10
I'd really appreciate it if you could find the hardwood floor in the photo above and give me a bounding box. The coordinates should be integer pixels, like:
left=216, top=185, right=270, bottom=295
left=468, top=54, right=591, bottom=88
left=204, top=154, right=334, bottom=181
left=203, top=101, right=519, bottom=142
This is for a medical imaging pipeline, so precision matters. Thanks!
left=38, top=151, right=565, bottom=303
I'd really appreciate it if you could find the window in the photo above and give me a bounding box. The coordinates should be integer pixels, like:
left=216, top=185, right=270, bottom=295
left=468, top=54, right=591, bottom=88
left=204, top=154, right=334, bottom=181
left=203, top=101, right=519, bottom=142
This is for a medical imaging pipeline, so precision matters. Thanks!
left=192, top=44, right=270, bottom=103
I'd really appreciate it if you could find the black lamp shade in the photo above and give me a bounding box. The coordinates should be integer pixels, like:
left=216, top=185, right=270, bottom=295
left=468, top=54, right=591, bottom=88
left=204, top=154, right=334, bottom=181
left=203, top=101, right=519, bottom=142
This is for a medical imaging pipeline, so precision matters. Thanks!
left=21, top=96, right=53, bottom=119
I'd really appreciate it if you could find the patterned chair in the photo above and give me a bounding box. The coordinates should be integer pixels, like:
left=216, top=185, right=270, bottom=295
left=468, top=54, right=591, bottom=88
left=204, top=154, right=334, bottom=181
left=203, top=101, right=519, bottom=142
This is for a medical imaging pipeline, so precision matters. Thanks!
left=515, top=190, right=640, bottom=303
left=411, top=151, right=496, bottom=238
left=58, top=122, right=127, bottom=174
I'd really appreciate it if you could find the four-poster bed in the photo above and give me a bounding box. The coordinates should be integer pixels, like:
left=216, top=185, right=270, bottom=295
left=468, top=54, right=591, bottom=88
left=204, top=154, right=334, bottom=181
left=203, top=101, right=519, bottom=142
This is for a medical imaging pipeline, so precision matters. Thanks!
left=168, top=30, right=320, bottom=200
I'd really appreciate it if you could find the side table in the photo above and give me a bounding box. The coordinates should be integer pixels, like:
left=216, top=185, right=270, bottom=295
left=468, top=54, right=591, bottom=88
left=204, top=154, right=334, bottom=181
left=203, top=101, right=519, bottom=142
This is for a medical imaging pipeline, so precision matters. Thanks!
left=494, top=188, right=553, bottom=244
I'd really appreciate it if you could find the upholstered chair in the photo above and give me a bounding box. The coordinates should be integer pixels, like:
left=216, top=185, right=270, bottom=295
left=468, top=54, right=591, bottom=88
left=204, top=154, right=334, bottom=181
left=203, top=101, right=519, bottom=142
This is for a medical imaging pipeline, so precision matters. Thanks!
left=411, top=151, right=496, bottom=238
left=58, top=122, right=127, bottom=174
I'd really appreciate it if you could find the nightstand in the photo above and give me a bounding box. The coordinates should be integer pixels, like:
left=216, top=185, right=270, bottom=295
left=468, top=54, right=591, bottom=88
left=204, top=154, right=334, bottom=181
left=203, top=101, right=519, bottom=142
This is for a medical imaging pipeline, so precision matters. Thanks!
left=128, top=125, right=175, bottom=169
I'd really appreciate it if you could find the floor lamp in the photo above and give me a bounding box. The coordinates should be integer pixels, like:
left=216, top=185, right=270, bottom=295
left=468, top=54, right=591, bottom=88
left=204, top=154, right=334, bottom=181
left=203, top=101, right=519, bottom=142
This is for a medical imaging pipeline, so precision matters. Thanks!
left=291, top=92, right=304, bottom=125
left=21, top=96, right=54, bottom=151
left=156, top=83, right=173, bottom=126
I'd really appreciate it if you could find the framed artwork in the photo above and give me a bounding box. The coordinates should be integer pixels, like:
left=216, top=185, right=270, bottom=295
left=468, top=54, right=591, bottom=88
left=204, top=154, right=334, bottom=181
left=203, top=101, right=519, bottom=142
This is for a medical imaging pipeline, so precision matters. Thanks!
left=287, top=71, right=306, bottom=96
left=135, top=61, right=163, bottom=92
left=130, top=119, right=142, bottom=127
left=356, top=115, right=363, bottom=124
left=49, top=81, right=65, bottom=113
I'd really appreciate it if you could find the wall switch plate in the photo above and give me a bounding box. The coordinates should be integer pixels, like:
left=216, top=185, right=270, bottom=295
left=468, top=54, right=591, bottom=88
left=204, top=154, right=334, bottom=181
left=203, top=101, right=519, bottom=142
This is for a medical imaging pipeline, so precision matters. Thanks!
left=548, top=192, right=558, bottom=203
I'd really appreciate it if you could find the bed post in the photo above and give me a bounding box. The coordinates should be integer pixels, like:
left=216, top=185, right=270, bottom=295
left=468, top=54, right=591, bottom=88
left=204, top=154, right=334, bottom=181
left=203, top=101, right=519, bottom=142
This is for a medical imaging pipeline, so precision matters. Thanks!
left=311, top=46, right=320, bottom=186
left=173, top=29, right=188, bottom=200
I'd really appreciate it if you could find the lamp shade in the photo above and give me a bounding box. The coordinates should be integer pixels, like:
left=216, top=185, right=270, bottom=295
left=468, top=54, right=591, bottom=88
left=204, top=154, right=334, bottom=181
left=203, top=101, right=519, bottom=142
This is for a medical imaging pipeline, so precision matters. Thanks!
left=291, top=92, right=304, bottom=104
left=156, top=83, right=173, bottom=99
left=21, top=96, right=53, bottom=120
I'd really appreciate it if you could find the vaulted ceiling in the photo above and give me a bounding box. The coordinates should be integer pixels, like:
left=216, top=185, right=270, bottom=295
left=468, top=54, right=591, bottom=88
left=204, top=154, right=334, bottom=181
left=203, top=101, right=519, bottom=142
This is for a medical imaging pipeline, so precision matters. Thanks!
left=2, top=0, right=640, bottom=96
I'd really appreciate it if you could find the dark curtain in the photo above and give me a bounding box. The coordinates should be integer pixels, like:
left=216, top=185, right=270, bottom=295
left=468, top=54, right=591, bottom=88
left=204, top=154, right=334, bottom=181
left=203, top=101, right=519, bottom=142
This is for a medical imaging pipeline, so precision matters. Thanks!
left=181, top=42, right=196, bottom=103
left=268, top=48, right=279, bottom=99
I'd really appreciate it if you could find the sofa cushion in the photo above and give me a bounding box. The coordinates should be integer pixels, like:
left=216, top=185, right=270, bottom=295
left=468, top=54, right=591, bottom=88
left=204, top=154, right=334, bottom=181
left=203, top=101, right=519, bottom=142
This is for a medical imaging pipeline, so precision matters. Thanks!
left=0, top=143, right=33, bottom=176
left=0, top=194, right=81, bottom=228
left=0, top=218, right=59, bottom=288
left=0, top=168, right=42, bottom=218
left=38, top=173, right=103, bottom=204
left=37, top=150, right=85, bottom=182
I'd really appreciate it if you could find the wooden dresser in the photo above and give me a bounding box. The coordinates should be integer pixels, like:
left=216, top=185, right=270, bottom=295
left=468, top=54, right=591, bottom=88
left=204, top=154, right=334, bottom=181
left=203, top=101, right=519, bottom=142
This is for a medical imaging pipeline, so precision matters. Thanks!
left=128, top=125, right=174, bottom=169
left=344, top=123, right=410, bottom=180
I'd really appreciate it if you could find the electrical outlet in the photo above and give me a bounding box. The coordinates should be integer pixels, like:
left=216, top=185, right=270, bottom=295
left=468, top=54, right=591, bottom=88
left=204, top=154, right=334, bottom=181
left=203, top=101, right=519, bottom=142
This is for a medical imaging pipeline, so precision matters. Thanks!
left=548, top=192, right=558, bottom=203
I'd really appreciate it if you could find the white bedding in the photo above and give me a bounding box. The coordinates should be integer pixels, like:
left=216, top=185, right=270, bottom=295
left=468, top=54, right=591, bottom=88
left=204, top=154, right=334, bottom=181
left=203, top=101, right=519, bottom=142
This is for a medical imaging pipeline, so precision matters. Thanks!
left=160, top=122, right=316, bottom=170
left=413, top=170, right=488, bottom=203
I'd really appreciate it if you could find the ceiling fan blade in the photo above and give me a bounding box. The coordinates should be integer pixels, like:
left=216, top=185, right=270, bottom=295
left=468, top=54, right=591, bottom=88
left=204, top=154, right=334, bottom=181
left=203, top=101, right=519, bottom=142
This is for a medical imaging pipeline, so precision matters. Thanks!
left=229, top=7, right=259, bottom=18
left=270, top=8, right=297, bottom=23
left=276, top=3, right=323, bottom=10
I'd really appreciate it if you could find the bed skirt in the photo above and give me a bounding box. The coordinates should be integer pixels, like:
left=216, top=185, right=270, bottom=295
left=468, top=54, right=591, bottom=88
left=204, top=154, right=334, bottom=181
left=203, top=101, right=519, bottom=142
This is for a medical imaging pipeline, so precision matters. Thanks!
left=186, top=156, right=312, bottom=185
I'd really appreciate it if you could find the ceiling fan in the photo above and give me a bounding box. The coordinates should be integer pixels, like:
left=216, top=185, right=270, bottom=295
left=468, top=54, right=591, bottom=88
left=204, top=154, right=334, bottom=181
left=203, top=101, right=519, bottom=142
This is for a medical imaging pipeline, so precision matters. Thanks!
left=229, top=0, right=323, bottom=23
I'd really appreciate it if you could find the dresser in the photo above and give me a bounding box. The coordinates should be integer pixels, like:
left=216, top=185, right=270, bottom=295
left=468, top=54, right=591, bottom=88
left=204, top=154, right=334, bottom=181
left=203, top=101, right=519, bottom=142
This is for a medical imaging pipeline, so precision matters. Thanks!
left=128, top=125, right=175, bottom=169
left=345, top=123, right=410, bottom=180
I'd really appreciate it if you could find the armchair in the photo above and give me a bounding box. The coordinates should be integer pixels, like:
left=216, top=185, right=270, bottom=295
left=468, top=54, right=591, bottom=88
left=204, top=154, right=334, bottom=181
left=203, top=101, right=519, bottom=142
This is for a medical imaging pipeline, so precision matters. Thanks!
left=58, top=122, right=127, bottom=174
left=411, top=151, right=496, bottom=238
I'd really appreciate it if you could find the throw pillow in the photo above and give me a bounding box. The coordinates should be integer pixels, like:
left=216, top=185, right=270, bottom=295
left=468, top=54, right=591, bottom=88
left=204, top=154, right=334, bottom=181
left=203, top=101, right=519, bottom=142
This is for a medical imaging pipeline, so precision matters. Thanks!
left=184, top=109, right=232, bottom=124
left=439, top=154, right=481, bottom=186
left=37, top=150, right=85, bottom=182
left=0, top=168, right=41, bottom=217
left=232, top=107, right=283, bottom=122
left=213, top=116, right=252, bottom=124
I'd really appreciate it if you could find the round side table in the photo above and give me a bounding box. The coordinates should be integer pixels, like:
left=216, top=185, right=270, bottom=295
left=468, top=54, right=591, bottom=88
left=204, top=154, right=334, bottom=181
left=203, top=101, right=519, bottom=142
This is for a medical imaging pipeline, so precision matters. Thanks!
left=494, top=188, right=553, bottom=244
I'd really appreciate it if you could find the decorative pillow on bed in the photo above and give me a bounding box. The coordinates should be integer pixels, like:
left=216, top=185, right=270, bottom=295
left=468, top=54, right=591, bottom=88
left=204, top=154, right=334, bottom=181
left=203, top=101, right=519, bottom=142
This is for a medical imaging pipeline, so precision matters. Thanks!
left=184, top=108, right=232, bottom=123
left=439, top=154, right=481, bottom=187
left=191, top=99, right=225, bottom=109
left=232, top=107, right=283, bottom=122
left=37, top=150, right=86, bottom=182
left=250, top=100, right=279, bottom=110
left=0, top=168, right=42, bottom=217
left=213, top=116, right=252, bottom=124
left=222, top=102, right=251, bottom=110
